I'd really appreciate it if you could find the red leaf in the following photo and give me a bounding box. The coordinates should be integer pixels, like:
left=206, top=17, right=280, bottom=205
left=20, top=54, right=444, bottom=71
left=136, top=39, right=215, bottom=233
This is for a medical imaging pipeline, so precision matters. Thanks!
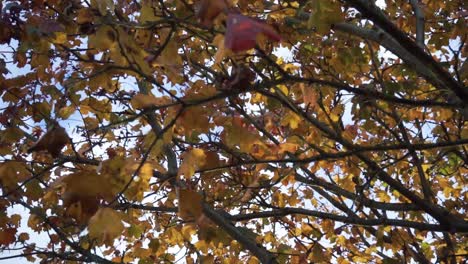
left=224, top=13, right=281, bottom=52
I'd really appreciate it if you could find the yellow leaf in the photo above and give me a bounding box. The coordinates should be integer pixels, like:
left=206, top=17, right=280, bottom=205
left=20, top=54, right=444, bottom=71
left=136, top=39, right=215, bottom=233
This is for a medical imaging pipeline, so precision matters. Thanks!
left=140, top=3, right=159, bottom=23
left=281, top=111, right=301, bottom=129
left=277, top=84, right=289, bottom=96
left=177, top=106, right=210, bottom=137
left=58, top=105, right=75, bottom=119
left=76, top=9, right=93, bottom=24
left=27, top=214, right=41, bottom=232
left=88, top=207, right=124, bottom=246
left=53, top=170, right=113, bottom=223
left=307, top=0, right=344, bottom=34
left=89, top=25, right=116, bottom=51
left=311, top=243, right=326, bottom=262
left=91, top=0, right=114, bottom=15
left=0, top=161, right=30, bottom=190
left=1, top=127, right=24, bottom=143
left=330, top=112, right=340, bottom=122
left=53, top=32, right=67, bottom=44
left=279, top=142, right=299, bottom=154
left=131, top=94, right=164, bottom=109
left=178, top=148, right=206, bottom=179
left=194, top=240, right=209, bottom=254
left=181, top=225, right=197, bottom=241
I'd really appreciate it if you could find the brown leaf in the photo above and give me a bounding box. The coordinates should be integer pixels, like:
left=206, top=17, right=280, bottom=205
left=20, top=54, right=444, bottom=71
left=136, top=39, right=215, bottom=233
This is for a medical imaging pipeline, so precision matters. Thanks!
left=28, top=123, right=69, bottom=157
left=178, top=189, right=203, bottom=221
left=195, top=0, right=228, bottom=26
left=88, top=207, right=124, bottom=246
left=53, top=170, right=112, bottom=224
left=0, top=228, right=16, bottom=246
left=221, top=64, right=255, bottom=91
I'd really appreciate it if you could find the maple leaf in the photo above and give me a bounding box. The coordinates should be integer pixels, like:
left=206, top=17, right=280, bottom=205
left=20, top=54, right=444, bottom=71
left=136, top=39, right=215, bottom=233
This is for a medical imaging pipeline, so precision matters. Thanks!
left=224, top=13, right=281, bottom=52
left=178, top=148, right=206, bottom=178
left=53, top=171, right=113, bottom=224
left=1, top=0, right=467, bottom=263
left=0, top=228, right=16, bottom=246
left=88, top=207, right=124, bottom=246
left=27, top=123, right=69, bottom=157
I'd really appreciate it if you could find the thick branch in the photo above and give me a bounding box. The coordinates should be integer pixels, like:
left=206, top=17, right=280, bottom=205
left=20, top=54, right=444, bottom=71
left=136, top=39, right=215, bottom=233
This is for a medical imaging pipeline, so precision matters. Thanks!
left=202, top=204, right=278, bottom=264
left=392, top=110, right=434, bottom=200
left=333, top=23, right=446, bottom=95
left=258, top=88, right=468, bottom=232
left=116, top=203, right=178, bottom=213
left=343, top=0, right=468, bottom=101
left=228, top=207, right=454, bottom=232
left=409, top=0, right=425, bottom=48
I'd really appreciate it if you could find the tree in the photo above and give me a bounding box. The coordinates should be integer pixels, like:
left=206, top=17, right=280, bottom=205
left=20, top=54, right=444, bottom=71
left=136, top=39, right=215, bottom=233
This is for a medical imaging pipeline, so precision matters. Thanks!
left=0, top=0, right=466, bottom=263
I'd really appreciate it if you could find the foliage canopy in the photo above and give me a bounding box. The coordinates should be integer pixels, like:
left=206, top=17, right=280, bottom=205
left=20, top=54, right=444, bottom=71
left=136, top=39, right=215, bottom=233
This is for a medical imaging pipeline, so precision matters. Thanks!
left=0, top=0, right=467, bottom=263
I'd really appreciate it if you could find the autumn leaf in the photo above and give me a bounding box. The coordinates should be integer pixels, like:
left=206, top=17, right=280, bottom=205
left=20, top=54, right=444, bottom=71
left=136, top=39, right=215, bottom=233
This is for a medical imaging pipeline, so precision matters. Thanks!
left=1, top=0, right=467, bottom=263
left=225, top=13, right=281, bottom=52
left=27, top=123, right=69, bottom=157
left=0, top=228, right=16, bottom=246
left=195, top=0, right=228, bottom=26
left=131, top=93, right=168, bottom=109
left=53, top=170, right=113, bottom=223
left=88, top=207, right=124, bottom=246
left=178, top=148, right=206, bottom=178
left=0, top=161, right=31, bottom=191
left=178, top=189, right=203, bottom=221
left=307, top=0, right=344, bottom=34
left=221, top=64, right=255, bottom=91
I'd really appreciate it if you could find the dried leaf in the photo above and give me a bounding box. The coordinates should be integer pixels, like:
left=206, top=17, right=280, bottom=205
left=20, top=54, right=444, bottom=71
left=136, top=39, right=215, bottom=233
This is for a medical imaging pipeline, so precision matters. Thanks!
left=54, top=170, right=113, bottom=223
left=222, top=64, right=255, bottom=90
left=0, top=228, right=16, bottom=246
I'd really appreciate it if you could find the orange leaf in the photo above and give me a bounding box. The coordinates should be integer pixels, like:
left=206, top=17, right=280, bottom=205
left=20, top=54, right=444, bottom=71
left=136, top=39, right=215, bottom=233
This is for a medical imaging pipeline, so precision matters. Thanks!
left=0, top=228, right=16, bottom=246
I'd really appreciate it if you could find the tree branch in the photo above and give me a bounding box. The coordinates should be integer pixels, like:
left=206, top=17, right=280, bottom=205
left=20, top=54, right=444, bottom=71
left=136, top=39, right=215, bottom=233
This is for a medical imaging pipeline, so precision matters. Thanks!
left=409, top=0, right=425, bottom=48
left=228, top=207, right=458, bottom=232
left=342, top=0, right=468, bottom=102
left=202, top=204, right=278, bottom=264
left=333, top=23, right=447, bottom=97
